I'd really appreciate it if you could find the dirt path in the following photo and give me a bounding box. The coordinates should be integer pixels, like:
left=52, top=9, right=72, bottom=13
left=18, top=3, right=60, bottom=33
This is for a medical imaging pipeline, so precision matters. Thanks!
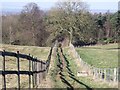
left=38, top=46, right=115, bottom=88
left=38, top=47, right=57, bottom=88
left=54, top=47, right=92, bottom=89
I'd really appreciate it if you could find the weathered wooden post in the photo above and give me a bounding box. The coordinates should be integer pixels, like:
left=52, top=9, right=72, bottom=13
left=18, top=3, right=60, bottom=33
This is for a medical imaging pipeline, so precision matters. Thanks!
left=96, top=68, right=99, bottom=79
left=36, top=58, right=38, bottom=87
left=38, top=62, right=40, bottom=84
left=100, top=69, right=103, bottom=80
left=101, top=69, right=104, bottom=80
left=39, top=61, right=41, bottom=84
left=104, top=68, right=106, bottom=81
left=17, top=51, right=20, bottom=89
left=43, top=63, right=46, bottom=79
left=35, top=58, right=37, bottom=88
left=90, top=66, right=93, bottom=76
left=93, top=68, right=95, bottom=79
left=98, top=68, right=100, bottom=78
left=2, top=50, right=6, bottom=90
left=32, top=56, right=35, bottom=88
left=91, top=66, right=94, bottom=76
left=41, top=61, right=43, bottom=80
left=28, top=54, right=31, bottom=89
left=45, top=61, right=47, bottom=78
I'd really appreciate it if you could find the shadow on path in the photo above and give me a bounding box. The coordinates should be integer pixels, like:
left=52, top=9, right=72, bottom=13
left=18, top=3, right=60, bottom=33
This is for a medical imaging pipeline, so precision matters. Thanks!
left=60, top=47, right=92, bottom=90
left=60, top=76, right=74, bottom=89
left=69, top=75, right=92, bottom=90
left=56, top=48, right=74, bottom=89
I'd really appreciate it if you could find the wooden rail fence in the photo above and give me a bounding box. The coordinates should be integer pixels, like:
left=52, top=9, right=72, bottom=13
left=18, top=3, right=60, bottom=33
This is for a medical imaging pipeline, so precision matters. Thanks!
left=0, top=47, right=53, bottom=89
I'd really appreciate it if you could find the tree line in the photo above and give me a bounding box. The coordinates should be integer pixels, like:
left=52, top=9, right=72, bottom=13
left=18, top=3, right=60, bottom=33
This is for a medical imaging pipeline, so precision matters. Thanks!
left=2, top=1, right=120, bottom=47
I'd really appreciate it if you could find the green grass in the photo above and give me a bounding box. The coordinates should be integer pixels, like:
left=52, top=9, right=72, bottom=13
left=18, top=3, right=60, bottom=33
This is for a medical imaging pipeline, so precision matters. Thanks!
left=50, top=48, right=67, bottom=88
left=76, top=44, right=118, bottom=68
left=50, top=47, right=115, bottom=88
left=63, top=47, right=117, bottom=88
left=0, top=44, right=51, bottom=88
left=0, top=44, right=118, bottom=88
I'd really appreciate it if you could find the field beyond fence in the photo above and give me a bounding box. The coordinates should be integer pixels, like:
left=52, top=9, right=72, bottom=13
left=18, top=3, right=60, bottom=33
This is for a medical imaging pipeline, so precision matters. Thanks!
left=70, top=44, right=119, bottom=84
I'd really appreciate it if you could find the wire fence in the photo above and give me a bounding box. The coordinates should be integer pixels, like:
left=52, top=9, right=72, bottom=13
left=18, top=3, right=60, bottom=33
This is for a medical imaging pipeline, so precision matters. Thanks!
left=70, top=44, right=119, bottom=83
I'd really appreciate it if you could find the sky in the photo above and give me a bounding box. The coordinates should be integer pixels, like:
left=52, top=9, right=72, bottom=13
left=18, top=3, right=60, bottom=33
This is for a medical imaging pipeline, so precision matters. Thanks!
left=0, top=0, right=119, bottom=13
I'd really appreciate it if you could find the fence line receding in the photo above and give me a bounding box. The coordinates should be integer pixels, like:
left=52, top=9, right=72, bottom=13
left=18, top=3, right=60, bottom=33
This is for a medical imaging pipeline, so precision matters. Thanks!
left=0, top=47, right=53, bottom=89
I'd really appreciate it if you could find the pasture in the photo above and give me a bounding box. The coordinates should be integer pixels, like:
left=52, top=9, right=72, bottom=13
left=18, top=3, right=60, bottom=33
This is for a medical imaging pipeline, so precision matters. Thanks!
left=76, top=44, right=118, bottom=68
left=0, top=44, right=50, bottom=88
left=0, top=44, right=118, bottom=88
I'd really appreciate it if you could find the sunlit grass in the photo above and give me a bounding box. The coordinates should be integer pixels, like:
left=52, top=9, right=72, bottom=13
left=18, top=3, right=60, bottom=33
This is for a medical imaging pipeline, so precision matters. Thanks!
left=0, top=44, right=50, bottom=88
left=63, top=47, right=117, bottom=88
left=0, top=44, right=50, bottom=60
left=76, top=43, right=118, bottom=68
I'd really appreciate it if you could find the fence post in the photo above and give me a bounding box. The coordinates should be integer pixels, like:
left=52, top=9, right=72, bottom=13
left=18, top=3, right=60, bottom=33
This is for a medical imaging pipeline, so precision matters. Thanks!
left=104, top=69, right=106, bottom=81
left=0, top=48, right=53, bottom=89
left=43, top=63, right=45, bottom=79
left=45, top=61, right=47, bottom=79
left=2, top=50, right=6, bottom=90
left=34, top=58, right=37, bottom=88
left=32, top=56, right=35, bottom=88
left=29, top=54, right=31, bottom=89
left=100, top=69, right=103, bottom=80
left=98, top=68, right=100, bottom=78
left=39, top=61, right=41, bottom=84
left=17, top=51, right=20, bottom=89
left=36, top=58, right=38, bottom=87
left=101, top=69, right=104, bottom=80
left=114, top=68, right=117, bottom=82
left=45, top=62, right=47, bottom=78
left=38, top=62, right=40, bottom=84
left=95, top=68, right=98, bottom=79
left=93, top=68, right=96, bottom=79
left=41, top=61, right=43, bottom=80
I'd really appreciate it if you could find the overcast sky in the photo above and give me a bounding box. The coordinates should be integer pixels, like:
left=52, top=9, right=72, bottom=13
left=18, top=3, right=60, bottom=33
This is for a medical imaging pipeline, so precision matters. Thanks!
left=0, top=0, right=119, bottom=13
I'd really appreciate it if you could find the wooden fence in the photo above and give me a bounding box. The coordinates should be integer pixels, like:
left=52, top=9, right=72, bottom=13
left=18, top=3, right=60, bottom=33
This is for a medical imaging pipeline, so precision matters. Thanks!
left=70, top=44, right=119, bottom=83
left=0, top=47, right=53, bottom=89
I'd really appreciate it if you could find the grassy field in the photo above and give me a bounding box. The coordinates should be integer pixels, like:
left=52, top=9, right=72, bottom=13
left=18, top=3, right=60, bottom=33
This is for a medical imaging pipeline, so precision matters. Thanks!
left=76, top=43, right=118, bottom=68
left=0, top=44, right=50, bottom=88
left=0, top=44, right=118, bottom=88
left=50, top=47, right=116, bottom=88
left=1, top=44, right=50, bottom=60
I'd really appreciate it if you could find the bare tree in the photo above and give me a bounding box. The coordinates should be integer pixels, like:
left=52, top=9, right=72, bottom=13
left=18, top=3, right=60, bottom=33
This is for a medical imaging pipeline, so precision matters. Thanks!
left=19, top=2, right=47, bottom=46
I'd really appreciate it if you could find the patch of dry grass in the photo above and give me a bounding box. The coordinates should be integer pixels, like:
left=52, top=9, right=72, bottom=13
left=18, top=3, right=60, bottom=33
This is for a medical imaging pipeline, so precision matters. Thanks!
left=0, top=44, right=50, bottom=88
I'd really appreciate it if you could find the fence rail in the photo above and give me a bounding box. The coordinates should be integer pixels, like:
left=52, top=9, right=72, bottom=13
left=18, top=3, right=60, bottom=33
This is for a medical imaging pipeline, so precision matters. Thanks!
left=0, top=47, right=53, bottom=89
left=70, top=44, right=119, bottom=83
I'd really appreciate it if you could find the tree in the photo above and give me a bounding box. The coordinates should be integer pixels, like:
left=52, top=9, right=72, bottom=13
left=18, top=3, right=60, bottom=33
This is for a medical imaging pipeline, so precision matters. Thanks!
left=2, top=14, right=19, bottom=44
left=114, top=10, right=120, bottom=43
left=18, top=2, right=48, bottom=46
left=95, top=13, right=106, bottom=44
left=46, top=0, right=88, bottom=46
